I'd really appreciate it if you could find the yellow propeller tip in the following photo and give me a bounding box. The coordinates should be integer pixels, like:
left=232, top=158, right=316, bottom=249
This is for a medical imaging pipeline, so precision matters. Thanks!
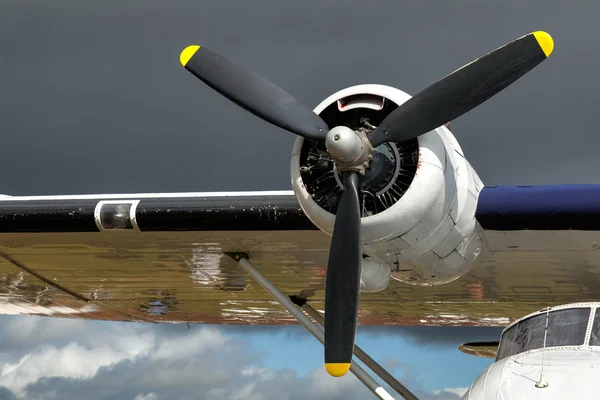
left=533, top=31, right=553, bottom=57
left=325, top=363, right=351, bottom=377
left=180, top=45, right=200, bottom=67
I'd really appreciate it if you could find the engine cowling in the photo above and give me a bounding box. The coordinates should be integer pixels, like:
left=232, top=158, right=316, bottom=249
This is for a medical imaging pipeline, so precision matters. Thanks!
left=291, top=84, right=484, bottom=287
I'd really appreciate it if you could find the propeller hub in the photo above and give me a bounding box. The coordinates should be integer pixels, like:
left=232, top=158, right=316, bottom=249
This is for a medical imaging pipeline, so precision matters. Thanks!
left=325, top=126, right=375, bottom=174
left=325, top=126, right=363, bottom=162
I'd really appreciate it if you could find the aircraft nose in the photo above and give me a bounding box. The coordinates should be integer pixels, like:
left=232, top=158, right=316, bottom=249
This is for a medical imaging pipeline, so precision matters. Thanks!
left=463, top=349, right=600, bottom=399
left=460, top=358, right=506, bottom=400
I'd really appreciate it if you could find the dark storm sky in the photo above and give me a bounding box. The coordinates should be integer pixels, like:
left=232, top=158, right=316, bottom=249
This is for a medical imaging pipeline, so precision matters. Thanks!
left=1, top=0, right=598, bottom=195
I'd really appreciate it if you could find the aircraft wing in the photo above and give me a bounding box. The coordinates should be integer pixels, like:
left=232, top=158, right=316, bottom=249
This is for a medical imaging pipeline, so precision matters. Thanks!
left=0, top=185, right=599, bottom=327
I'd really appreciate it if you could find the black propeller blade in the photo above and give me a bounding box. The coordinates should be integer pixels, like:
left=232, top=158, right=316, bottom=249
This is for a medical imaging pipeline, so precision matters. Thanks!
left=324, top=171, right=362, bottom=377
left=179, top=45, right=329, bottom=141
left=368, top=31, right=554, bottom=147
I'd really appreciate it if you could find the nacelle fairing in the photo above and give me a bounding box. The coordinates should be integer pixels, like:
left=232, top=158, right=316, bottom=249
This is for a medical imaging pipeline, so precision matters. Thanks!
left=291, top=85, right=484, bottom=286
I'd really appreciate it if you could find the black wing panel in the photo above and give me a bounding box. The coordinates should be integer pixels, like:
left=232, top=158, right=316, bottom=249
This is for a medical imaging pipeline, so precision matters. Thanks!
left=135, top=196, right=315, bottom=231
left=0, top=199, right=99, bottom=232
left=6, top=185, right=600, bottom=233
left=0, top=193, right=317, bottom=233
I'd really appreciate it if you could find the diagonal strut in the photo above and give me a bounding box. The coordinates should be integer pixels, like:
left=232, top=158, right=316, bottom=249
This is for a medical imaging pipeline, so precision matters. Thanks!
left=226, top=252, right=419, bottom=400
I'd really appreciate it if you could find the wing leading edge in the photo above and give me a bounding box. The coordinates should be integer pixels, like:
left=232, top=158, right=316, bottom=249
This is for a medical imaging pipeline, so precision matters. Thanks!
left=0, top=191, right=316, bottom=233
left=477, top=184, right=600, bottom=230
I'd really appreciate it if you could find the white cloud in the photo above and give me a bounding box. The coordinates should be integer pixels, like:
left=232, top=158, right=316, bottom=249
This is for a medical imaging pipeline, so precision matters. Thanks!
left=0, top=340, right=151, bottom=395
left=3, top=316, right=87, bottom=344
left=0, top=315, right=473, bottom=400
left=150, top=327, right=226, bottom=362
left=445, top=387, right=469, bottom=397
left=431, top=387, right=469, bottom=398
left=134, top=393, right=158, bottom=400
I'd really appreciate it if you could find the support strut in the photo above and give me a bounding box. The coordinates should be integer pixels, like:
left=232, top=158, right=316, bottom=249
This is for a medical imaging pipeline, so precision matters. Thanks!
left=226, top=252, right=419, bottom=400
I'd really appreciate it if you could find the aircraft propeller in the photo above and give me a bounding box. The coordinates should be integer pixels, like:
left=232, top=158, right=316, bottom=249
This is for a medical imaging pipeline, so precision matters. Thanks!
left=179, top=31, right=553, bottom=378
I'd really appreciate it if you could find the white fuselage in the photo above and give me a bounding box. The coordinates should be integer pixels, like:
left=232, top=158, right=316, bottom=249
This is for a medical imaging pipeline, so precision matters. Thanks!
left=464, top=347, right=600, bottom=399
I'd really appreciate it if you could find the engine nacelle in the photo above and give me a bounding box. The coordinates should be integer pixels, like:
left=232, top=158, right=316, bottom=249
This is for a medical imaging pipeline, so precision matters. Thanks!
left=291, top=84, right=484, bottom=286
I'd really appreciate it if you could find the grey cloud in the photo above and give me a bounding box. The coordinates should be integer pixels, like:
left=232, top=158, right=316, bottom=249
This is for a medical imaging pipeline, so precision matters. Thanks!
left=359, top=326, right=503, bottom=347
left=0, top=388, right=18, bottom=400
left=1, top=0, right=599, bottom=196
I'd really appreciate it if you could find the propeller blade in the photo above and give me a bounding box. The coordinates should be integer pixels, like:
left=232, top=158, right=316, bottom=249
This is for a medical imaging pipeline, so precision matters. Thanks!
left=179, top=45, right=329, bottom=141
left=368, top=31, right=554, bottom=147
left=324, top=171, right=362, bottom=377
